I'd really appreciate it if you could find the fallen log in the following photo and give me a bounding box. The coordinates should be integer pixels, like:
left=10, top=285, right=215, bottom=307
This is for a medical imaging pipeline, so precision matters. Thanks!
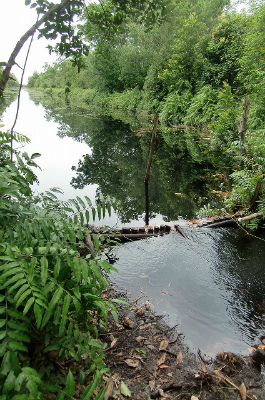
left=203, top=212, right=263, bottom=229
left=203, top=219, right=237, bottom=228
left=104, top=233, right=160, bottom=243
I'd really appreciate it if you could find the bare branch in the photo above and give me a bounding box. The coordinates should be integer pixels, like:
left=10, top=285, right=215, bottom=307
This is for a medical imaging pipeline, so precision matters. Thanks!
left=0, top=0, right=71, bottom=93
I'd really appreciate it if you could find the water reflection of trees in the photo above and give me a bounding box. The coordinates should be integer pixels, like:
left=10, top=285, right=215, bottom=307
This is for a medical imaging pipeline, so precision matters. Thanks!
left=28, top=92, right=217, bottom=222
left=0, top=89, right=18, bottom=120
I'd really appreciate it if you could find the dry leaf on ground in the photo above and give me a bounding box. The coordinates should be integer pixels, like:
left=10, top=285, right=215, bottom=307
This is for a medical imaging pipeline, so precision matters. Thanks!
left=176, top=351, right=183, bottom=365
left=149, top=380, right=156, bottom=391
left=136, top=336, right=146, bottom=343
left=158, top=352, right=167, bottom=366
left=103, top=377, right=114, bottom=400
left=159, top=338, right=169, bottom=351
left=239, top=382, right=247, bottom=400
left=123, top=317, right=134, bottom=329
left=124, top=358, right=141, bottom=369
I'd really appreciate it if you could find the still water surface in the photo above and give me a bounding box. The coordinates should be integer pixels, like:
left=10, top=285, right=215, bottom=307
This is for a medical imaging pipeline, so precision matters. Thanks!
left=1, top=89, right=265, bottom=355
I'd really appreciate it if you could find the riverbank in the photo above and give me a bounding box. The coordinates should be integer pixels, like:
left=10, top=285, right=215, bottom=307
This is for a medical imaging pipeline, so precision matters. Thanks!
left=103, top=285, right=264, bottom=399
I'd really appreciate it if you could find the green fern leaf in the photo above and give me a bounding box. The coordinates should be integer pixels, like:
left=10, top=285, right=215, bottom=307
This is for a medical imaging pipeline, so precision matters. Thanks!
left=1, top=267, right=22, bottom=280
left=92, top=207, right=96, bottom=221
left=14, top=283, right=30, bottom=301
left=8, top=279, right=27, bottom=294
left=76, top=196, right=86, bottom=209
left=16, top=289, right=32, bottom=308
left=42, top=287, right=63, bottom=327
left=23, top=297, right=35, bottom=315
left=85, top=210, right=90, bottom=223
left=3, top=273, right=24, bottom=289
left=7, top=309, right=30, bottom=322
left=40, top=256, right=48, bottom=285
left=59, top=293, right=71, bottom=335
left=97, top=204, right=101, bottom=220
left=28, top=257, right=37, bottom=282
left=54, top=257, right=61, bottom=278
left=14, top=284, right=30, bottom=302
left=80, top=212, right=84, bottom=226
left=9, top=341, right=28, bottom=352
left=8, top=320, right=28, bottom=332
left=0, top=319, right=5, bottom=328
left=9, top=331, right=30, bottom=343
left=65, top=369, right=75, bottom=397
left=85, top=196, right=92, bottom=207
left=33, top=303, right=42, bottom=329
left=0, top=331, right=7, bottom=340
left=0, top=341, right=7, bottom=357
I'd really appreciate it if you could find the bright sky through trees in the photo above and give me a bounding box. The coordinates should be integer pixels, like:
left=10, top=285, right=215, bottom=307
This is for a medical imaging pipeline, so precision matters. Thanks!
left=0, top=0, right=58, bottom=82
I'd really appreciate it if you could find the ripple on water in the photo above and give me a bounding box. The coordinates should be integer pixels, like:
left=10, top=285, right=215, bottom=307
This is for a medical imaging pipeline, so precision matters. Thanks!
left=112, top=228, right=265, bottom=355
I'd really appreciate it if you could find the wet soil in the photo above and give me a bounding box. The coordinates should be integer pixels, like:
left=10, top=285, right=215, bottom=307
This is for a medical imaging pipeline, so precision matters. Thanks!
left=101, top=286, right=265, bottom=400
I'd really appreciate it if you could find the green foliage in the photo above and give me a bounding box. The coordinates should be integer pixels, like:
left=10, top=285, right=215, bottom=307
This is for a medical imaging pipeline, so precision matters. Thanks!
left=185, top=85, right=218, bottom=126
left=0, top=131, right=117, bottom=398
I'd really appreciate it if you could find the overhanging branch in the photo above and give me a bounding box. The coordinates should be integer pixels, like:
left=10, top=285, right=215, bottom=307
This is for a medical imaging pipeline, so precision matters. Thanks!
left=0, top=0, right=71, bottom=93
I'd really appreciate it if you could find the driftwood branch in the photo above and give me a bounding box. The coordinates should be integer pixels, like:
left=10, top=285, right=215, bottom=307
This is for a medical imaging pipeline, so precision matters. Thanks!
left=145, top=113, right=159, bottom=225
left=0, top=0, right=71, bottom=93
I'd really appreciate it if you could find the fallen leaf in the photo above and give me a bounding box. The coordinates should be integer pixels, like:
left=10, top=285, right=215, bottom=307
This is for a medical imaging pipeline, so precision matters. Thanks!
left=159, top=338, right=169, bottom=351
left=139, top=323, right=152, bottom=330
left=104, top=377, right=114, bottom=400
left=239, top=382, right=247, bottom=400
left=191, top=396, right=199, bottom=400
left=176, top=351, right=183, bottom=365
left=123, top=317, right=134, bottom=329
left=124, top=358, right=141, bottom=369
left=140, top=274, right=148, bottom=278
left=149, top=380, right=156, bottom=391
left=120, top=381, right=131, bottom=397
left=158, top=352, right=167, bottom=366
left=81, top=351, right=89, bottom=360
left=159, top=364, right=170, bottom=369
left=147, top=345, right=157, bottom=351
left=110, top=335, right=117, bottom=349
left=136, top=336, right=146, bottom=343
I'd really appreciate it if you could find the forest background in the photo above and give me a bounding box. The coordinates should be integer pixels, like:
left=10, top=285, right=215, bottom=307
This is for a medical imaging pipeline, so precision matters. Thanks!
left=25, top=0, right=265, bottom=219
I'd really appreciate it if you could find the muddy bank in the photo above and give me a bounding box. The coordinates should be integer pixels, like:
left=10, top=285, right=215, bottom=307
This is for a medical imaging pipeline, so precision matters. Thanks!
left=101, top=285, right=265, bottom=399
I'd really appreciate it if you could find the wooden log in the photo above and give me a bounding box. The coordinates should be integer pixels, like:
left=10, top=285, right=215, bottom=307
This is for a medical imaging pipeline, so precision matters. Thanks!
left=203, top=212, right=263, bottom=228
left=108, top=233, right=158, bottom=243
left=239, top=212, right=263, bottom=222
left=203, top=219, right=237, bottom=228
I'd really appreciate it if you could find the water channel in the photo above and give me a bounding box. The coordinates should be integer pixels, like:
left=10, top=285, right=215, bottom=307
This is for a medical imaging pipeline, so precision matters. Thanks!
left=1, top=89, right=265, bottom=356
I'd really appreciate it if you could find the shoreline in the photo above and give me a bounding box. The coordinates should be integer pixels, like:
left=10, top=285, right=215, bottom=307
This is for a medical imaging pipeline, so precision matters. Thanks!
left=101, top=283, right=265, bottom=399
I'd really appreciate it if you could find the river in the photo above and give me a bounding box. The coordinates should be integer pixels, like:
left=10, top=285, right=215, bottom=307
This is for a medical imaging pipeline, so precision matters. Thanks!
left=1, top=89, right=265, bottom=356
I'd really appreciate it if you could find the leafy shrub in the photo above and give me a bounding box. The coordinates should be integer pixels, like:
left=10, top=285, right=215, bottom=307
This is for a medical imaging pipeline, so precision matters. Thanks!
left=0, top=131, right=118, bottom=399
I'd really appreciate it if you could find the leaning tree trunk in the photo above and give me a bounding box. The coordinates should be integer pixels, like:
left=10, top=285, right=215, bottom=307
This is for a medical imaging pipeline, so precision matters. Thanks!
left=0, top=0, right=71, bottom=94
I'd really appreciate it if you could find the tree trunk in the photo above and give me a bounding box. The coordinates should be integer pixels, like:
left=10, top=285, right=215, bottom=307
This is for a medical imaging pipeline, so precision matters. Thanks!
left=0, top=0, right=71, bottom=94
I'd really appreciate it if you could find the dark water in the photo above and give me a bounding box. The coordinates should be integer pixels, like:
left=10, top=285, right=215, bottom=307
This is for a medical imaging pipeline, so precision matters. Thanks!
left=1, top=89, right=265, bottom=355
left=112, top=228, right=265, bottom=355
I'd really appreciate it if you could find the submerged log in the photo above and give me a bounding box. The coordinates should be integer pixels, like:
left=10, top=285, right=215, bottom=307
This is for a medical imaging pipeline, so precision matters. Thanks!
left=107, top=233, right=159, bottom=243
